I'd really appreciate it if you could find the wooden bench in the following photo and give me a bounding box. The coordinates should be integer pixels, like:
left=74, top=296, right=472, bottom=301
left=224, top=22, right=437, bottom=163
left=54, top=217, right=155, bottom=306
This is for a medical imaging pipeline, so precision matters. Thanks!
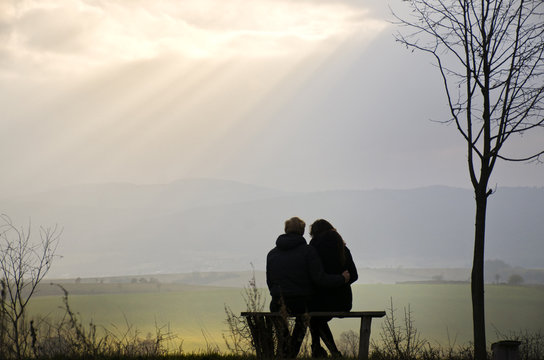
left=241, top=311, right=386, bottom=360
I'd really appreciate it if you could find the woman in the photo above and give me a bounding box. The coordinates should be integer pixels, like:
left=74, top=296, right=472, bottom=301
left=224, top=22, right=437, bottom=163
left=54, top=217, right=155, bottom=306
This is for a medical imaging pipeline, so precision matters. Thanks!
left=309, top=219, right=358, bottom=358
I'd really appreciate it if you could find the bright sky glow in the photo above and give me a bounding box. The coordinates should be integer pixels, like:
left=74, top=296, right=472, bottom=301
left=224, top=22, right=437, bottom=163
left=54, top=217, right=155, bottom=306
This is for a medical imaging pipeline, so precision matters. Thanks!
left=0, top=0, right=541, bottom=197
left=1, top=0, right=386, bottom=79
left=0, top=0, right=399, bottom=195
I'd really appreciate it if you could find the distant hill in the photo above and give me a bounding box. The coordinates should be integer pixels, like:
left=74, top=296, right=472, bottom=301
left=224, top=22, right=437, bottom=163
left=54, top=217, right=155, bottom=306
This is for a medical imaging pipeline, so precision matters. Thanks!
left=1, top=179, right=543, bottom=278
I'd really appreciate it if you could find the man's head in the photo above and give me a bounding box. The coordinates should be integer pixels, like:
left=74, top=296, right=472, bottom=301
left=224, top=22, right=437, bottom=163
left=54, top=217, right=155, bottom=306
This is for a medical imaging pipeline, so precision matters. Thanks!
left=284, top=217, right=305, bottom=235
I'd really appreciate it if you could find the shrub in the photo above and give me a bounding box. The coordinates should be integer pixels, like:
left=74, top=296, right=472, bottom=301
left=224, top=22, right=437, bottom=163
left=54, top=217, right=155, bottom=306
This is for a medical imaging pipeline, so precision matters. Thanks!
left=30, top=284, right=179, bottom=359
left=371, top=298, right=428, bottom=360
left=223, top=269, right=267, bottom=356
left=338, top=329, right=359, bottom=358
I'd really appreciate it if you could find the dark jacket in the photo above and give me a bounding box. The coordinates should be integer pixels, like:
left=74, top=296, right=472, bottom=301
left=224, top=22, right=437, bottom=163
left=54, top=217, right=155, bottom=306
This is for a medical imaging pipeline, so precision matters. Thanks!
left=266, top=233, right=345, bottom=300
left=309, top=230, right=358, bottom=311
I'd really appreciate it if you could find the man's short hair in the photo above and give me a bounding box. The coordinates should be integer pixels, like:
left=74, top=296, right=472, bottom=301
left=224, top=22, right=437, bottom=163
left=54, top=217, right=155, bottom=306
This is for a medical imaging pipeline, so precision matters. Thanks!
left=285, top=217, right=305, bottom=235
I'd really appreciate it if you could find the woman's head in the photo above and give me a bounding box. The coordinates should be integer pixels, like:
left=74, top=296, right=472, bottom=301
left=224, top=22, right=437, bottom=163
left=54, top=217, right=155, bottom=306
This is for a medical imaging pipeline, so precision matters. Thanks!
left=284, top=217, right=305, bottom=235
left=309, top=219, right=335, bottom=238
left=310, top=219, right=347, bottom=266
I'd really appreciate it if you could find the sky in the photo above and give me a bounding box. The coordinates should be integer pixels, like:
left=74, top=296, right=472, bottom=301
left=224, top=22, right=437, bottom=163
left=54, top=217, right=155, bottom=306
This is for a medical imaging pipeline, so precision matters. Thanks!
left=1, top=0, right=543, bottom=198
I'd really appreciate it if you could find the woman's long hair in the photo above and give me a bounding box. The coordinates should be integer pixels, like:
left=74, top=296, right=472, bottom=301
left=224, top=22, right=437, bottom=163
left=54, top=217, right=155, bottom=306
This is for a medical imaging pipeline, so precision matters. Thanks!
left=310, top=219, right=346, bottom=266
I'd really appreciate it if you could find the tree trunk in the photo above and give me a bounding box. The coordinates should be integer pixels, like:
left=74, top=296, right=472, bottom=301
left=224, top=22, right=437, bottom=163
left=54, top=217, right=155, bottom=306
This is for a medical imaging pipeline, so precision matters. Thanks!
left=472, top=187, right=488, bottom=360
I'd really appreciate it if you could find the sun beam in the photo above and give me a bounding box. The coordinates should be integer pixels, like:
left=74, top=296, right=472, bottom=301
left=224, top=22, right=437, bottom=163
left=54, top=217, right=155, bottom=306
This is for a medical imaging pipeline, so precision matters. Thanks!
left=0, top=0, right=388, bottom=189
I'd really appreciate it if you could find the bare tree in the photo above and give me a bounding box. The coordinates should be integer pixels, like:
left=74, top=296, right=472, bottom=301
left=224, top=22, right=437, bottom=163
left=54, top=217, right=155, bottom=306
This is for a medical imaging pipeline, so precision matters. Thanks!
left=0, top=214, right=61, bottom=359
left=394, top=1, right=544, bottom=359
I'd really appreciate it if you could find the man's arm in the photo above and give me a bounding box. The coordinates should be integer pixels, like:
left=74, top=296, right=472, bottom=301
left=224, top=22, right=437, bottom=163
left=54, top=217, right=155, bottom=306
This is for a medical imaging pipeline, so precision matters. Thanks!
left=266, top=251, right=273, bottom=292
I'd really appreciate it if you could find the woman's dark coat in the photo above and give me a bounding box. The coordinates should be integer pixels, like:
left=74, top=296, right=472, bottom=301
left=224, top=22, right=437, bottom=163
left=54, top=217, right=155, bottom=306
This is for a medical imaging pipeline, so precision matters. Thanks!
left=309, top=230, right=358, bottom=311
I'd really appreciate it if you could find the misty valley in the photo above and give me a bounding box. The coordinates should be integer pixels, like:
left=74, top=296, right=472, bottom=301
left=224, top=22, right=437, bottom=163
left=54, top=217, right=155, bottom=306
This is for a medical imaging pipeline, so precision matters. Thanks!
left=3, top=179, right=544, bottom=277
left=3, top=179, right=544, bottom=358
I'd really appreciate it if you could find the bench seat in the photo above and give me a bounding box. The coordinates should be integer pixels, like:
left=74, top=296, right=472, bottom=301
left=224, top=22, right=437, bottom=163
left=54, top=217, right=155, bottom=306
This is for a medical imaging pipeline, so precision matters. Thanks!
left=241, top=311, right=386, bottom=360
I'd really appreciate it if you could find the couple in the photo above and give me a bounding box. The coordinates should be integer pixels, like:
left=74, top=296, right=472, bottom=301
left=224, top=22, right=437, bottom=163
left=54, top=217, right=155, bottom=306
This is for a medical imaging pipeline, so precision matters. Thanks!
left=266, top=216, right=358, bottom=358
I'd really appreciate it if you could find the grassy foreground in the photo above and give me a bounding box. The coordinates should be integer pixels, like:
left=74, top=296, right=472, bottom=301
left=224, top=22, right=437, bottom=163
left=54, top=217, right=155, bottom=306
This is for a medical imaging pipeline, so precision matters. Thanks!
left=27, top=283, right=544, bottom=352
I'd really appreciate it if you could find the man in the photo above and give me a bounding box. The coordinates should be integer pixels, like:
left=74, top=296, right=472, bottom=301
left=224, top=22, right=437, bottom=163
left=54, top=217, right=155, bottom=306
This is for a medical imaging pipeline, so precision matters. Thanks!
left=266, top=216, right=349, bottom=357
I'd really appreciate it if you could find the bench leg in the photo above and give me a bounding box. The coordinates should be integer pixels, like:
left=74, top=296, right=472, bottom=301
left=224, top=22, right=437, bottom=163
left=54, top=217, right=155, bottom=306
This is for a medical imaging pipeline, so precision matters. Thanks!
left=246, top=316, right=276, bottom=359
left=271, top=316, right=290, bottom=358
left=358, top=317, right=372, bottom=360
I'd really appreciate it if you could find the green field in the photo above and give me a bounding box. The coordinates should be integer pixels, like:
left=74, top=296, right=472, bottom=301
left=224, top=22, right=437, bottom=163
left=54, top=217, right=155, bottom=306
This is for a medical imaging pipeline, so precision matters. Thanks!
left=28, top=284, right=544, bottom=352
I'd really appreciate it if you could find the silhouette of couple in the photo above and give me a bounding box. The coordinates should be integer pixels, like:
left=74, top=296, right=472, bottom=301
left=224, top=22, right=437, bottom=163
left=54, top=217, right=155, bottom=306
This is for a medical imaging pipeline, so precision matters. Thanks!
left=266, top=217, right=358, bottom=358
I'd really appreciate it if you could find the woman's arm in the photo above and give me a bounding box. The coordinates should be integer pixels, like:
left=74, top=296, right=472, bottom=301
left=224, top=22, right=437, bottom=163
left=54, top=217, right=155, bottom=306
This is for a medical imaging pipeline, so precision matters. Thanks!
left=345, top=247, right=358, bottom=284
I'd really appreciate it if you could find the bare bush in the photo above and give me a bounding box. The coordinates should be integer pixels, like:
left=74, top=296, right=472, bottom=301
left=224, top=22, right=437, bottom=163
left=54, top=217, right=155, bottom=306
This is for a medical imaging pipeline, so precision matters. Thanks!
left=0, top=215, right=60, bottom=359
left=32, top=284, right=178, bottom=358
left=223, top=268, right=267, bottom=355
left=1, top=280, right=10, bottom=359
left=223, top=268, right=307, bottom=359
left=371, top=298, right=428, bottom=360
left=338, top=329, right=359, bottom=358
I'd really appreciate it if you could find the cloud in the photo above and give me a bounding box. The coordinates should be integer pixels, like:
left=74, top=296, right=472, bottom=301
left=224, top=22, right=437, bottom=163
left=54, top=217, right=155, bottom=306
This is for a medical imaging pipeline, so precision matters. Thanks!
left=0, top=0, right=400, bottom=196
left=0, top=0, right=387, bottom=79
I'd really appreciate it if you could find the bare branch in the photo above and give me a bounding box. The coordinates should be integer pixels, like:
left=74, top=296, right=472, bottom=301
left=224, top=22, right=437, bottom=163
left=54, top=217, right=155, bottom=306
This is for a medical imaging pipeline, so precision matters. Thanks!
left=496, top=149, right=544, bottom=162
left=0, top=215, right=61, bottom=358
